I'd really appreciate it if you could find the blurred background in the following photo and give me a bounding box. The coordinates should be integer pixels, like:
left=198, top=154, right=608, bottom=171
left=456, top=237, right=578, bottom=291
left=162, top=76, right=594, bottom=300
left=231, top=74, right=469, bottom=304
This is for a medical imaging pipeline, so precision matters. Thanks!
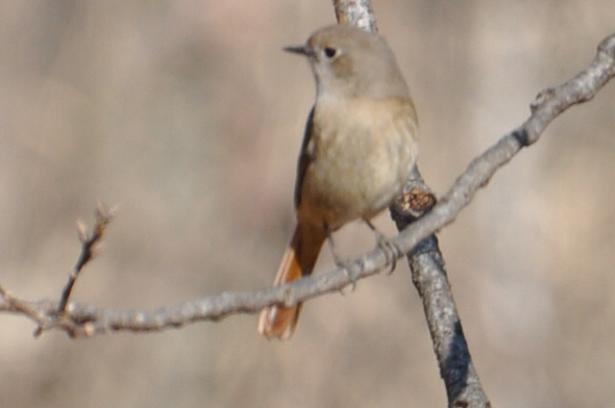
left=1, top=1, right=614, bottom=407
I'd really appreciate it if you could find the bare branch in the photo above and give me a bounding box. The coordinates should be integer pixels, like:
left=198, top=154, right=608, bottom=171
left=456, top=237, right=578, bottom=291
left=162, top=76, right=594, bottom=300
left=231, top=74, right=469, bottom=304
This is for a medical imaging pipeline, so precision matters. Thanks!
left=0, top=31, right=612, bottom=347
left=57, top=203, right=114, bottom=313
left=391, top=168, right=491, bottom=407
left=397, top=32, right=615, bottom=255
left=0, top=285, right=49, bottom=328
left=332, top=0, right=378, bottom=32
left=335, top=0, right=491, bottom=405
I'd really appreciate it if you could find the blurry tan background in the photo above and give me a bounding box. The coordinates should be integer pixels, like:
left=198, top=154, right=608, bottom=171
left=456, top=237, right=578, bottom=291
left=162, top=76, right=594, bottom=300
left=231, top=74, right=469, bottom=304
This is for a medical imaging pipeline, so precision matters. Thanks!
left=1, top=1, right=614, bottom=407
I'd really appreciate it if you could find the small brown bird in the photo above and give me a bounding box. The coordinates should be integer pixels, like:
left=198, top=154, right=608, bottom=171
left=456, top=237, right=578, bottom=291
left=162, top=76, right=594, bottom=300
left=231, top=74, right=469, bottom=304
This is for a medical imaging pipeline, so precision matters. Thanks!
left=258, top=24, right=418, bottom=339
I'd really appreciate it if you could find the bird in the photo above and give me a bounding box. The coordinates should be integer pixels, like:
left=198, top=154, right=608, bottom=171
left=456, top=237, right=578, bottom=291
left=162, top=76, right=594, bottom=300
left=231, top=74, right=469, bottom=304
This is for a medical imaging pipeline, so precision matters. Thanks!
left=258, top=24, right=418, bottom=340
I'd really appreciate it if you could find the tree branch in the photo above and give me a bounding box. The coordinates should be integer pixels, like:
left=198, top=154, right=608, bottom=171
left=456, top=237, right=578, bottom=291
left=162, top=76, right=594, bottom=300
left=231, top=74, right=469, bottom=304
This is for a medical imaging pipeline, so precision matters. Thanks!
left=391, top=167, right=490, bottom=407
left=0, top=31, right=612, bottom=339
left=333, top=1, right=490, bottom=405
left=57, top=203, right=114, bottom=313
left=333, top=0, right=378, bottom=32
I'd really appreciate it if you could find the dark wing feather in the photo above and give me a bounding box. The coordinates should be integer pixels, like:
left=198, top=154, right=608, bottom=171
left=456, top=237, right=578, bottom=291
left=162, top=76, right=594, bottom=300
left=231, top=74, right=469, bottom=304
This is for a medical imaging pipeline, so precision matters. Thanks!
left=294, top=106, right=316, bottom=209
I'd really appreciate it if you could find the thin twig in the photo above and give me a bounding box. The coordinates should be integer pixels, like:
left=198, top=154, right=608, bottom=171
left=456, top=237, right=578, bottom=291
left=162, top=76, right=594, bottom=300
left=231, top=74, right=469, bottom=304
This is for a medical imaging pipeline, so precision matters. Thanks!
left=0, top=285, right=48, bottom=330
left=57, top=204, right=114, bottom=313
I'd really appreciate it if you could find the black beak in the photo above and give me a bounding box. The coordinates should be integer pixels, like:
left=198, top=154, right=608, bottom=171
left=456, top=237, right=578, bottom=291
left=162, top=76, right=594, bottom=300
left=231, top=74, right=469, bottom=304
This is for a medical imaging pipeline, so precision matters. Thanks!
left=283, top=45, right=312, bottom=57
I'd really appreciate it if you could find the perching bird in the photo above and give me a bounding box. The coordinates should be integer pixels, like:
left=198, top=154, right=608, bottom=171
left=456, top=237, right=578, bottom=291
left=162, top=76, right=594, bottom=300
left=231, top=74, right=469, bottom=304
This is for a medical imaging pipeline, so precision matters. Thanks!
left=258, top=24, right=418, bottom=339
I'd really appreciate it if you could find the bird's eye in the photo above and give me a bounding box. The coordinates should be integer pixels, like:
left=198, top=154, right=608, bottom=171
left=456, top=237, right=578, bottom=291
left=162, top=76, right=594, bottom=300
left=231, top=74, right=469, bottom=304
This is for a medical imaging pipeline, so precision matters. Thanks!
left=323, top=47, right=338, bottom=59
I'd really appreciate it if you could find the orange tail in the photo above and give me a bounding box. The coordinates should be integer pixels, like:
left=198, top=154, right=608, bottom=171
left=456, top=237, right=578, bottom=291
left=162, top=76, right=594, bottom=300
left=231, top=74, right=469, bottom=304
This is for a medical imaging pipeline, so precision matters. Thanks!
left=258, top=222, right=326, bottom=340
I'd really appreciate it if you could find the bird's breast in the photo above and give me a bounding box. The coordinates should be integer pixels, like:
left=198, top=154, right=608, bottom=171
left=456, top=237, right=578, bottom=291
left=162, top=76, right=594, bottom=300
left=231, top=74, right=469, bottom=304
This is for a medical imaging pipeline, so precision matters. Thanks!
left=297, top=96, right=418, bottom=229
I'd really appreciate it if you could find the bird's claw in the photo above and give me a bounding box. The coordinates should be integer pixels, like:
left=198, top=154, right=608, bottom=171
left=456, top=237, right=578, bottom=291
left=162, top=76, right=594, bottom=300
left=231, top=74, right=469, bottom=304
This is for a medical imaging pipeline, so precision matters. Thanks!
left=337, top=259, right=357, bottom=293
left=376, top=236, right=402, bottom=275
